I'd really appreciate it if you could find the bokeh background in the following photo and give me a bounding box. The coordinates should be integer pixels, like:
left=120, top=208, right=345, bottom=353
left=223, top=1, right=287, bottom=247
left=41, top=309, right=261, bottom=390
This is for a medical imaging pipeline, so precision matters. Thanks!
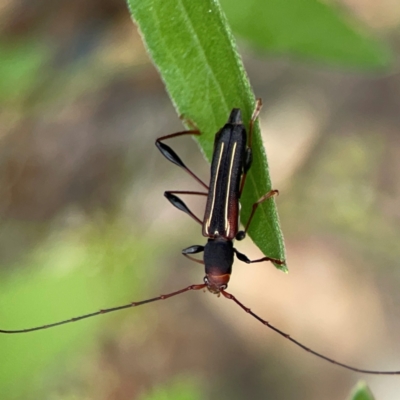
left=1, top=1, right=400, bottom=399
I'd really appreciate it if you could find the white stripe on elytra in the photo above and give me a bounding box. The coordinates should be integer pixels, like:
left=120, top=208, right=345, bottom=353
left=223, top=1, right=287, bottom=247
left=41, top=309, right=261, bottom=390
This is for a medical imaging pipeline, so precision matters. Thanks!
left=224, top=142, right=237, bottom=237
left=205, top=142, right=224, bottom=235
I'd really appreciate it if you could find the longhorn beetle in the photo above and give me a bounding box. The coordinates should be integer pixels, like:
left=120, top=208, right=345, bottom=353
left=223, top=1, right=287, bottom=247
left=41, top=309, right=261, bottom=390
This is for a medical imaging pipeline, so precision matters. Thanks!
left=1, top=99, right=399, bottom=375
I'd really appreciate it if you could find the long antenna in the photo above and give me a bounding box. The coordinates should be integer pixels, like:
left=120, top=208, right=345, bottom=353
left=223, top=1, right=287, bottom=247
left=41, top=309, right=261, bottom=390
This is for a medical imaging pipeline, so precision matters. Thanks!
left=221, top=289, right=400, bottom=375
left=0, top=284, right=206, bottom=334
left=2, top=286, right=400, bottom=374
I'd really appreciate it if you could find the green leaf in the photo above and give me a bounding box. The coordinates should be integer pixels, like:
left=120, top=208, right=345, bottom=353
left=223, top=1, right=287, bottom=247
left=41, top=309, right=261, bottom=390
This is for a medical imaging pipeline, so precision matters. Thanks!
left=220, top=0, right=391, bottom=69
left=348, top=381, right=375, bottom=400
left=128, top=0, right=287, bottom=271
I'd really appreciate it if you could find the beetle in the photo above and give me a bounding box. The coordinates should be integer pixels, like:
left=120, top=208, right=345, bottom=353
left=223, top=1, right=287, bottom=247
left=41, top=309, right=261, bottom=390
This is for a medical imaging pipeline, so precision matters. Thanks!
left=155, top=98, right=284, bottom=295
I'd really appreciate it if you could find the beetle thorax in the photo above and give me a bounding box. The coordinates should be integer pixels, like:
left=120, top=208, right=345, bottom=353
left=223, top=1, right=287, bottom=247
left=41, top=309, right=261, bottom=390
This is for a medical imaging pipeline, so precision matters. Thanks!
left=203, top=237, right=234, bottom=294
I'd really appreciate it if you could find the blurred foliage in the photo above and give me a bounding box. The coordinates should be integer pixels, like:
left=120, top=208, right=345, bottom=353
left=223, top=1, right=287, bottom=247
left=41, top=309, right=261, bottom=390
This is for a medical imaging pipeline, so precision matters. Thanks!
left=0, top=219, right=161, bottom=399
left=0, top=40, right=49, bottom=106
left=139, top=377, right=202, bottom=400
left=220, top=0, right=391, bottom=69
left=281, top=130, right=400, bottom=265
left=348, top=381, right=375, bottom=400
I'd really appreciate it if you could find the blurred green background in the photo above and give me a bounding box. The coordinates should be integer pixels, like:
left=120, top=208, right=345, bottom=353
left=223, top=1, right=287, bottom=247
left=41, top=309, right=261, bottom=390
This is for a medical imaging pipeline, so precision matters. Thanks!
left=0, top=1, right=400, bottom=399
